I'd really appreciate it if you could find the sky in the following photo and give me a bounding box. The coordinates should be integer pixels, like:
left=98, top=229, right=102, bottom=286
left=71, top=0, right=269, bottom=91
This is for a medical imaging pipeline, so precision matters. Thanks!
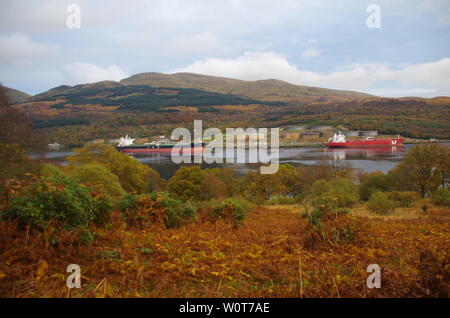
left=0, top=0, right=449, bottom=97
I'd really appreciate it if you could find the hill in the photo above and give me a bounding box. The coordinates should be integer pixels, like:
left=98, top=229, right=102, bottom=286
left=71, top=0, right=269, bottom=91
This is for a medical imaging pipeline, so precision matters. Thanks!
left=121, top=72, right=371, bottom=103
left=29, top=81, right=286, bottom=112
left=8, top=72, right=450, bottom=145
left=3, top=86, right=31, bottom=104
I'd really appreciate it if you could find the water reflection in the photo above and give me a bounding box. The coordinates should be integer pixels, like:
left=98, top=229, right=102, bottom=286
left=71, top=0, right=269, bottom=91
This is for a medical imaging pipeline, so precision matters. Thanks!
left=325, top=146, right=404, bottom=161
left=29, top=143, right=449, bottom=178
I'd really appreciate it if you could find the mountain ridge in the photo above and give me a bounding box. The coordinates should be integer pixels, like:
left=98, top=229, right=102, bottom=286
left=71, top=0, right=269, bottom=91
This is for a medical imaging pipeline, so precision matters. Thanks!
left=120, top=72, right=371, bottom=102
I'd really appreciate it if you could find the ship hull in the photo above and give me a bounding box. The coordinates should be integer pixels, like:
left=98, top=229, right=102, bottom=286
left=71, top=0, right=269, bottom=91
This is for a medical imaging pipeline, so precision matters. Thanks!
left=327, top=138, right=404, bottom=148
left=117, top=143, right=204, bottom=154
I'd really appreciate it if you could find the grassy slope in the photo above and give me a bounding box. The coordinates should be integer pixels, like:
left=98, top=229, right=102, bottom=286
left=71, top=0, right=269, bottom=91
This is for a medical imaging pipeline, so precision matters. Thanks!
left=1, top=203, right=448, bottom=297
left=4, top=86, right=31, bottom=104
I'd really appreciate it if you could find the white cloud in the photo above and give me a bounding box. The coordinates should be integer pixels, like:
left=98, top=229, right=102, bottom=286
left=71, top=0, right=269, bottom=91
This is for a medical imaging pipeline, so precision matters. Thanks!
left=0, top=1, right=449, bottom=98
left=368, top=88, right=439, bottom=97
left=0, top=34, right=60, bottom=65
left=163, top=32, right=222, bottom=55
left=171, top=52, right=315, bottom=83
left=171, top=52, right=450, bottom=97
left=62, top=62, right=128, bottom=84
left=0, top=0, right=139, bottom=33
left=302, top=48, right=321, bottom=58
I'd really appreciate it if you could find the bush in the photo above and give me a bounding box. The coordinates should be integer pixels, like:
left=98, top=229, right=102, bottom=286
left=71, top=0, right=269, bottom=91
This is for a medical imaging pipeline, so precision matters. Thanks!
left=166, top=166, right=204, bottom=201
left=386, top=191, right=420, bottom=207
left=223, top=196, right=256, bottom=215
left=415, top=249, right=450, bottom=297
left=68, top=164, right=127, bottom=225
left=67, top=144, right=161, bottom=194
left=301, top=203, right=356, bottom=250
left=150, top=192, right=196, bottom=229
left=213, top=198, right=246, bottom=228
left=118, top=192, right=196, bottom=229
left=367, top=192, right=397, bottom=215
left=359, top=172, right=393, bottom=201
left=309, top=178, right=359, bottom=208
left=266, top=196, right=298, bottom=205
left=1, top=174, right=94, bottom=231
left=431, top=188, right=450, bottom=207
left=76, top=227, right=96, bottom=245
left=68, top=164, right=126, bottom=198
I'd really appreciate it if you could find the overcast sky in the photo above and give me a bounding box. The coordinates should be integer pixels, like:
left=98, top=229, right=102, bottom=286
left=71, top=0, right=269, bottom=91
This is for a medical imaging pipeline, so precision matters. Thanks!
left=0, top=0, right=449, bottom=97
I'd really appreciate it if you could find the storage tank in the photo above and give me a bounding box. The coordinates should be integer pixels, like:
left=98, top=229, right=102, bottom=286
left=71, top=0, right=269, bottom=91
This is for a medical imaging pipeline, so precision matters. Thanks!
left=283, top=126, right=309, bottom=132
left=342, top=130, right=359, bottom=137
left=310, top=125, right=332, bottom=131
left=359, top=131, right=378, bottom=137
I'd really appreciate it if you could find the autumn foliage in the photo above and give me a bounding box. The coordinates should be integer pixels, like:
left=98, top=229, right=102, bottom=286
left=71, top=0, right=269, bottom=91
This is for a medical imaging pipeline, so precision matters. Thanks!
left=0, top=100, right=449, bottom=298
left=0, top=203, right=448, bottom=298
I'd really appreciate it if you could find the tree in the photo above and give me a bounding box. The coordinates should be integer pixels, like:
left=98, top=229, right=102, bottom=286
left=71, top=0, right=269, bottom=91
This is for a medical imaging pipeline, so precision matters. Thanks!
left=207, top=167, right=239, bottom=197
left=2, top=173, right=95, bottom=230
left=308, top=178, right=359, bottom=208
left=389, top=144, right=450, bottom=197
left=359, top=171, right=393, bottom=201
left=0, top=85, right=39, bottom=148
left=68, top=164, right=126, bottom=198
left=200, top=171, right=228, bottom=200
left=431, top=188, right=450, bottom=207
left=367, top=192, right=397, bottom=215
left=241, top=171, right=281, bottom=203
left=0, top=144, right=41, bottom=194
left=0, top=86, right=42, bottom=192
left=435, top=145, right=450, bottom=188
left=276, top=164, right=301, bottom=198
left=166, top=166, right=204, bottom=201
left=67, top=143, right=161, bottom=193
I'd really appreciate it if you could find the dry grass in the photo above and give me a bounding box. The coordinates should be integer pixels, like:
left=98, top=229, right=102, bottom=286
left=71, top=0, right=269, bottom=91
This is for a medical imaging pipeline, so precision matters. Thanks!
left=0, top=205, right=449, bottom=298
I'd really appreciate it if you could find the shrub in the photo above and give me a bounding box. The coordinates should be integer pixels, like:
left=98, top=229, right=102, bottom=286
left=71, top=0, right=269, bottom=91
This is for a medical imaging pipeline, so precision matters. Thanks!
left=41, top=163, right=67, bottom=179
left=213, top=198, right=246, bottom=228
left=367, top=192, right=397, bottom=215
left=67, top=144, right=161, bottom=193
left=386, top=191, right=420, bottom=207
left=359, top=172, right=393, bottom=201
left=68, top=164, right=126, bottom=198
left=301, top=203, right=356, bottom=250
left=150, top=192, right=196, bottom=229
left=76, top=227, right=96, bottom=245
left=166, top=166, right=203, bottom=201
left=266, top=196, right=298, bottom=205
left=1, top=174, right=94, bottom=231
left=431, top=188, right=450, bottom=207
left=118, top=192, right=195, bottom=229
left=309, top=178, right=359, bottom=208
left=68, top=164, right=126, bottom=225
left=415, top=249, right=450, bottom=297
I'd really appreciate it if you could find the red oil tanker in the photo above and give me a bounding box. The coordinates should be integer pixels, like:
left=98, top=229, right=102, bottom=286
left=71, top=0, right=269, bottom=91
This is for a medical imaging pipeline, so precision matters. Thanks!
left=327, top=132, right=403, bottom=148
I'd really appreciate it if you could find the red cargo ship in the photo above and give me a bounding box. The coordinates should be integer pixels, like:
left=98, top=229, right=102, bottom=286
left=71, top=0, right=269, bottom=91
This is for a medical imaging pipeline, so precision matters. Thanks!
left=116, top=135, right=204, bottom=154
left=327, top=132, right=403, bottom=148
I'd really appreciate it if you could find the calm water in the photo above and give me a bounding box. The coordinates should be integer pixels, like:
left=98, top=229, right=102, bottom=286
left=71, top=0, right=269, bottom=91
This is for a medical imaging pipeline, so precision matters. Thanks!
left=30, top=143, right=450, bottom=179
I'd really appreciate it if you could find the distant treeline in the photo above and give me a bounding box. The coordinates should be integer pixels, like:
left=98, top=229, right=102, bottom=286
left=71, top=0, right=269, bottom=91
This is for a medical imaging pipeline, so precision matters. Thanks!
left=32, top=117, right=90, bottom=129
